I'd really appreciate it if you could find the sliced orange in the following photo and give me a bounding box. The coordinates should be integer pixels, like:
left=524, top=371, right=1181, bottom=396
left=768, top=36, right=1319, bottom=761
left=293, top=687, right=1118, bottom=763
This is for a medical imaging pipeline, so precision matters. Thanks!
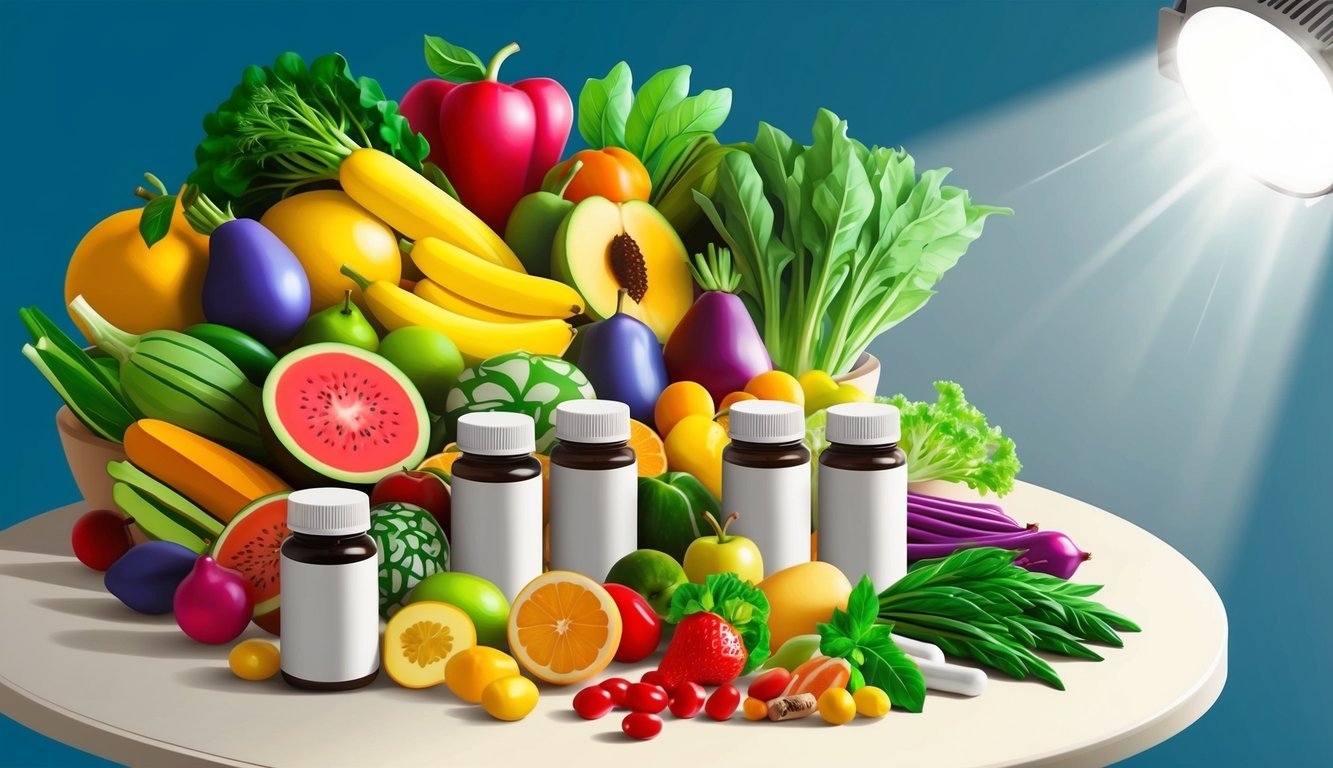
left=417, top=444, right=462, bottom=478
left=629, top=419, right=667, bottom=477
left=507, top=571, right=622, bottom=685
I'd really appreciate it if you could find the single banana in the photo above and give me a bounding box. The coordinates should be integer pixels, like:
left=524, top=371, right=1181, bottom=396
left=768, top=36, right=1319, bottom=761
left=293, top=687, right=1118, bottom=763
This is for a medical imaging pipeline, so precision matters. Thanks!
left=410, top=237, right=584, bottom=318
left=342, top=266, right=574, bottom=364
left=339, top=148, right=525, bottom=272
left=414, top=279, right=548, bottom=324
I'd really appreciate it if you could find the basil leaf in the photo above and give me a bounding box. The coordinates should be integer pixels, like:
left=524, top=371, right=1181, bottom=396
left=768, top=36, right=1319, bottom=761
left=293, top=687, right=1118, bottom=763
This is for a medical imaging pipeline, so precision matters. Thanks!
left=845, top=576, right=878, bottom=638
left=860, top=628, right=926, bottom=713
left=577, top=61, right=632, bottom=149
left=138, top=194, right=177, bottom=248
left=423, top=36, right=485, bottom=82
left=624, top=65, right=690, bottom=157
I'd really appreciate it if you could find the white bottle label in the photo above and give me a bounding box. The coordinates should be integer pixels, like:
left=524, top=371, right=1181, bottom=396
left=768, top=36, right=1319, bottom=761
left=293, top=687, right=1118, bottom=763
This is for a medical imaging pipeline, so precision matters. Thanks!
left=279, top=554, right=380, bottom=684
left=450, top=475, right=544, bottom=602
left=549, top=462, right=638, bottom=581
left=723, top=460, right=811, bottom=577
left=818, top=464, right=907, bottom=591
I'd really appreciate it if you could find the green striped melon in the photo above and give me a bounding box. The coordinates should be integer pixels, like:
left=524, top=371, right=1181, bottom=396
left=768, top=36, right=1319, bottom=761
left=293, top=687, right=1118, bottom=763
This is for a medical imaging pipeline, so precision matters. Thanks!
left=371, top=502, right=448, bottom=617
left=444, top=351, right=595, bottom=452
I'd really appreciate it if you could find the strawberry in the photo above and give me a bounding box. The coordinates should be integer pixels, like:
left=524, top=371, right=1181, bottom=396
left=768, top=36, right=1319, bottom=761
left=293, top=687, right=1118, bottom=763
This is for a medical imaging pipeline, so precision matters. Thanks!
left=657, top=612, right=748, bottom=690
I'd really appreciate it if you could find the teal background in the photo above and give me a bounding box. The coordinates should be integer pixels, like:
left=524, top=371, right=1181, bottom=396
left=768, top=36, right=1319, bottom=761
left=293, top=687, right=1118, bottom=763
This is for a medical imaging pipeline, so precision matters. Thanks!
left=1, top=0, right=1328, bottom=765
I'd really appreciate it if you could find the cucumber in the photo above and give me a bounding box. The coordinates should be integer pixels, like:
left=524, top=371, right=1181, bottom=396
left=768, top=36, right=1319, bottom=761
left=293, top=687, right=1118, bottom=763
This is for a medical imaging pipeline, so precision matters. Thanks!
left=184, top=323, right=277, bottom=386
left=107, top=461, right=224, bottom=541
left=71, top=297, right=266, bottom=457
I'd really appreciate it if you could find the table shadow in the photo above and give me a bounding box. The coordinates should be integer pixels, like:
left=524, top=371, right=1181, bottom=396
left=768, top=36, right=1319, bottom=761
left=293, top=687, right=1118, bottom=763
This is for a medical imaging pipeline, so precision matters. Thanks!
left=445, top=705, right=513, bottom=726
left=31, top=595, right=168, bottom=624
left=0, top=560, right=104, bottom=592
left=51, top=627, right=224, bottom=660
left=0, top=504, right=82, bottom=557
left=174, top=666, right=302, bottom=696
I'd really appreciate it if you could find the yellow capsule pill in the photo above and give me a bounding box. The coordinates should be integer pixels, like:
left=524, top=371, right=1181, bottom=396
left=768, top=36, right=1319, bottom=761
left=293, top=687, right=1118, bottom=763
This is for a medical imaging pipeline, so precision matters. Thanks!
left=853, top=685, right=891, bottom=718
left=818, top=687, right=856, bottom=725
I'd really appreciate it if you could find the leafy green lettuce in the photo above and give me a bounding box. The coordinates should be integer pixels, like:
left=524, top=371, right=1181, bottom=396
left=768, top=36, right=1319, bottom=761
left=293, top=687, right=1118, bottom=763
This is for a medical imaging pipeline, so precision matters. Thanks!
left=805, top=380, right=1021, bottom=496
left=694, top=109, right=1011, bottom=376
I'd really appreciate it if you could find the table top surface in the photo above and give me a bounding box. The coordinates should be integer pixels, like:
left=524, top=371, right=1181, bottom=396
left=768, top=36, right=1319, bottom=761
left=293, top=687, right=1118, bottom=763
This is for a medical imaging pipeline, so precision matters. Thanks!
left=0, top=481, right=1227, bottom=768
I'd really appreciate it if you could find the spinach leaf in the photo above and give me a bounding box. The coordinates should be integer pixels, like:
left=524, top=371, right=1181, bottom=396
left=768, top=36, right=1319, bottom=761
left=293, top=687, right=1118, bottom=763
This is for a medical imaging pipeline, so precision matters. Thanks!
left=624, top=65, right=690, bottom=157
left=577, top=62, right=633, bottom=150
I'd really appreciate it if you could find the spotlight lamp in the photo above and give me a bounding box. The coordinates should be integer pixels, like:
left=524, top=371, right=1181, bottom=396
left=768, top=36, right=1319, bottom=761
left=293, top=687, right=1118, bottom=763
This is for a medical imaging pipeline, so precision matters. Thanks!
left=1159, top=0, right=1333, bottom=197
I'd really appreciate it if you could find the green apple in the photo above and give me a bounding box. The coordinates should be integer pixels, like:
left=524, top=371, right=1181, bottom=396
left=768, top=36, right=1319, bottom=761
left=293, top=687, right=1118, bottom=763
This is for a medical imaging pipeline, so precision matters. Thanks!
left=377, top=326, right=464, bottom=415
left=604, top=549, right=688, bottom=619
left=407, top=571, right=510, bottom=648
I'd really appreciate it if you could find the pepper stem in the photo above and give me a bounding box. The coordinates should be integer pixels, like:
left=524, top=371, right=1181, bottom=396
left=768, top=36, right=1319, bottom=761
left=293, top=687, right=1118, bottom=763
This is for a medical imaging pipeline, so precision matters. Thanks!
left=703, top=511, right=738, bottom=544
left=552, top=160, right=584, bottom=199
left=485, top=42, right=520, bottom=82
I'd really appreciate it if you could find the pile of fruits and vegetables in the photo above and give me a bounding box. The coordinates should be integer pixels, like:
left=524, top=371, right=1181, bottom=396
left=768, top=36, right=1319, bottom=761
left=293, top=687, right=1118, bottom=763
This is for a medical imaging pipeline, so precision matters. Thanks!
left=23, top=35, right=1139, bottom=738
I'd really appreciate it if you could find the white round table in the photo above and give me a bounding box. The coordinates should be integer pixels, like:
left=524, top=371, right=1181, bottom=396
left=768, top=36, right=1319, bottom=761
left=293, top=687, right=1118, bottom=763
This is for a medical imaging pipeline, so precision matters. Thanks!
left=0, top=481, right=1226, bottom=768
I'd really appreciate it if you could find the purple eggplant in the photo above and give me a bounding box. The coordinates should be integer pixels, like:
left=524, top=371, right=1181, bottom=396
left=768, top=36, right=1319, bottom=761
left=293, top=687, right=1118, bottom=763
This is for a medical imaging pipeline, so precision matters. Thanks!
left=907, top=530, right=1091, bottom=579
left=663, top=245, right=770, bottom=404
left=909, top=512, right=1033, bottom=539
left=910, top=503, right=1033, bottom=534
left=201, top=218, right=310, bottom=349
left=908, top=491, right=1017, bottom=525
left=578, top=289, right=668, bottom=424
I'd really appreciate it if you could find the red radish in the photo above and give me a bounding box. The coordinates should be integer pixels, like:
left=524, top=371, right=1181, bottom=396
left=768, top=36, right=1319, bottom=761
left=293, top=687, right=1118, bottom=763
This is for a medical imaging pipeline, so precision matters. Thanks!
left=704, top=684, right=741, bottom=720
left=747, top=667, right=792, bottom=702
left=625, top=682, right=668, bottom=713
left=573, top=685, right=615, bottom=719
left=600, top=677, right=631, bottom=706
left=622, top=711, right=663, bottom=740
left=663, top=245, right=771, bottom=404
left=667, top=682, right=706, bottom=718
left=71, top=510, right=135, bottom=571
left=370, top=469, right=451, bottom=538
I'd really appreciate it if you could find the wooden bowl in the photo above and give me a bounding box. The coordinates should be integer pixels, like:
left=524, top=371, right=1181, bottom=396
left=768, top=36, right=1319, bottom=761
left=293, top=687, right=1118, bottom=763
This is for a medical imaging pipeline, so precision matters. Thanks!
left=55, top=406, right=125, bottom=511
left=832, top=352, right=881, bottom=396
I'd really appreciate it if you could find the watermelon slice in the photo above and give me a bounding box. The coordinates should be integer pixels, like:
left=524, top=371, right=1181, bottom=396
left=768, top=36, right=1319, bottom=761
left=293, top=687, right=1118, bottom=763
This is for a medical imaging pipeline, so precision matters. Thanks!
left=212, top=492, right=290, bottom=634
left=263, top=343, right=430, bottom=485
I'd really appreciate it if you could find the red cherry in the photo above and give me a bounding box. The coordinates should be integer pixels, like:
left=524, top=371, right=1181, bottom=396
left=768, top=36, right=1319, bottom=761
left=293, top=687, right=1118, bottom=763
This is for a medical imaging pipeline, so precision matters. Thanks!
left=704, top=683, right=741, bottom=721
left=667, top=681, right=706, bottom=719
left=747, top=668, right=792, bottom=702
left=625, top=682, right=668, bottom=713
left=71, top=509, right=134, bottom=571
left=573, top=685, right=615, bottom=719
left=621, top=711, right=663, bottom=740
left=600, top=677, right=631, bottom=706
left=370, top=469, right=451, bottom=538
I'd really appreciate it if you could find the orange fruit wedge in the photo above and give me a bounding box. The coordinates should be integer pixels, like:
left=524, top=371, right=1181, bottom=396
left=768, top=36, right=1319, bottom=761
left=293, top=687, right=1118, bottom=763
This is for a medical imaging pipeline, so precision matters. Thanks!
left=629, top=419, right=667, bottom=477
left=507, top=571, right=622, bottom=685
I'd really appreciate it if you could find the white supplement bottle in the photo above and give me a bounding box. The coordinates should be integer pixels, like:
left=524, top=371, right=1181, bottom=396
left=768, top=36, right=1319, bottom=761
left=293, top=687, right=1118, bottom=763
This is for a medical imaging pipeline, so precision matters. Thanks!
left=280, top=487, right=380, bottom=690
left=449, top=412, right=544, bottom=601
left=817, top=402, right=907, bottom=590
left=549, top=400, right=638, bottom=580
left=723, top=400, right=811, bottom=577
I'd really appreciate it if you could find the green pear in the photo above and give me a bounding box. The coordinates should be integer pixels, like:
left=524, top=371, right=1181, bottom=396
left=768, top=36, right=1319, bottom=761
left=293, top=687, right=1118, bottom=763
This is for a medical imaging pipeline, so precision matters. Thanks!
left=296, top=289, right=379, bottom=351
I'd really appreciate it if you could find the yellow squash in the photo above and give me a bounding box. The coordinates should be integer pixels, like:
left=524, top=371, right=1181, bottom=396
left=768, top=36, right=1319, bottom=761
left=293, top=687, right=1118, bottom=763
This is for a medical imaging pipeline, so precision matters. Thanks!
left=339, top=149, right=525, bottom=272
left=65, top=193, right=208, bottom=340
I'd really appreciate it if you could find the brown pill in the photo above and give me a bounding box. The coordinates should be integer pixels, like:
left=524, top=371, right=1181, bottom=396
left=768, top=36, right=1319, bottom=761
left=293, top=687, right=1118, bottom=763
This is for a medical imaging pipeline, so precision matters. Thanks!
left=766, top=693, right=818, bottom=721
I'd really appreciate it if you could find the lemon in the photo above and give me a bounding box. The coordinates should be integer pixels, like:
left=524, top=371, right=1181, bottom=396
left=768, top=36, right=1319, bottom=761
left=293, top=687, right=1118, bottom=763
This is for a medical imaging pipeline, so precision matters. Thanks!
left=445, top=646, right=521, bottom=703
left=818, top=687, right=856, bottom=725
left=853, top=685, right=891, bottom=718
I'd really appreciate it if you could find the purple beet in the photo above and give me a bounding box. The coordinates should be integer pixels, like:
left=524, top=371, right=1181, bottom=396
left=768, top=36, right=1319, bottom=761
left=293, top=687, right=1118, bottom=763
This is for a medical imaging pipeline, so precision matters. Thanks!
left=202, top=218, right=310, bottom=348
left=907, top=530, right=1090, bottom=579
left=663, top=245, right=771, bottom=403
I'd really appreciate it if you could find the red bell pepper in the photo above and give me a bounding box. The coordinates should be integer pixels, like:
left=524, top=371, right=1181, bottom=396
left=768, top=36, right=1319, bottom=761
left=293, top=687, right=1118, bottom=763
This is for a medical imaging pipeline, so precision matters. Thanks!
left=400, top=42, right=571, bottom=235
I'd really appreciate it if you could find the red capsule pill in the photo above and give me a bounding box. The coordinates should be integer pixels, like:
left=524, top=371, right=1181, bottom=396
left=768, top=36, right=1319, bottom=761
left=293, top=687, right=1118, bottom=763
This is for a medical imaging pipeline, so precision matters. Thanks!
left=705, top=683, right=741, bottom=721
left=573, top=685, right=615, bottom=720
left=667, top=681, right=706, bottom=718
left=622, top=711, right=664, bottom=740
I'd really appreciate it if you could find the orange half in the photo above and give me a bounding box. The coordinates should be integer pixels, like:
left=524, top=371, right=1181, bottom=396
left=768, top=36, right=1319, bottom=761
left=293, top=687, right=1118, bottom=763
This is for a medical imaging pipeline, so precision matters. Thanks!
left=507, top=571, right=622, bottom=685
left=629, top=419, right=667, bottom=477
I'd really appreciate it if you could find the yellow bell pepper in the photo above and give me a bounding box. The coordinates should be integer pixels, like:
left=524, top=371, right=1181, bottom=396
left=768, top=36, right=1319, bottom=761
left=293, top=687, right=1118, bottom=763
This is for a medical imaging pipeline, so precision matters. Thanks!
left=798, top=370, right=871, bottom=415
left=664, top=414, right=729, bottom=498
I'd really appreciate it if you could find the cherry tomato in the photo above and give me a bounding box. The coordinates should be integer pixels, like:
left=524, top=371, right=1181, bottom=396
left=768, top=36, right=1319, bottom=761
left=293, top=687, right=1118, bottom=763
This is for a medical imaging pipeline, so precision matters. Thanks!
left=667, top=681, right=706, bottom=719
left=573, top=685, right=615, bottom=720
left=602, top=583, right=663, bottom=663
left=600, top=677, right=631, bottom=706
left=746, top=668, right=792, bottom=702
left=622, top=711, right=664, bottom=741
left=71, top=509, right=134, bottom=571
left=640, top=669, right=674, bottom=692
left=705, top=683, right=741, bottom=721
left=626, top=682, right=668, bottom=713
